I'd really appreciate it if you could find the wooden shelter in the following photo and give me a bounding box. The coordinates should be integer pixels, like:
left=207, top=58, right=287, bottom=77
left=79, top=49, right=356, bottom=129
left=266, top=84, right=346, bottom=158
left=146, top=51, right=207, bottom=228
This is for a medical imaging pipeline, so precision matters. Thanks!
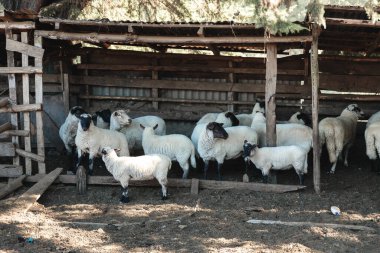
left=0, top=5, right=379, bottom=194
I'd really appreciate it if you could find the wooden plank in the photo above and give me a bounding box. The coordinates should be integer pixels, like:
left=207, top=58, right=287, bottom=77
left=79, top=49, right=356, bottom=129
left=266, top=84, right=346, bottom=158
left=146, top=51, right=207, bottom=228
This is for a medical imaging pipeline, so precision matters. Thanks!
left=6, top=38, right=44, bottom=59
left=0, top=97, right=9, bottom=108
left=0, top=130, right=29, bottom=138
left=34, top=35, right=46, bottom=174
left=190, top=178, right=199, bottom=195
left=35, top=30, right=313, bottom=44
left=265, top=44, right=277, bottom=147
left=15, top=148, right=45, bottom=163
left=319, top=74, right=380, bottom=92
left=63, top=73, right=70, bottom=115
left=246, top=219, right=376, bottom=232
left=0, top=103, right=42, bottom=113
left=0, top=143, right=15, bottom=156
left=16, top=168, right=63, bottom=213
left=0, top=122, right=12, bottom=133
left=24, top=175, right=306, bottom=193
left=0, top=22, right=35, bottom=30
left=151, top=59, right=159, bottom=110
left=0, top=66, right=43, bottom=74
left=75, top=63, right=304, bottom=75
left=21, top=32, right=32, bottom=175
left=0, top=175, right=26, bottom=200
left=311, top=23, right=320, bottom=195
left=326, top=17, right=380, bottom=28
left=0, top=165, right=23, bottom=177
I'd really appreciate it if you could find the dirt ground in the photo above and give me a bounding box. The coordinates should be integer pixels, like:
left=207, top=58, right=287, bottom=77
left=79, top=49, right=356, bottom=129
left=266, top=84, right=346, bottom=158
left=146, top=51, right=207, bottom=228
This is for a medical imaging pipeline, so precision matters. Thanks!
left=0, top=128, right=379, bottom=252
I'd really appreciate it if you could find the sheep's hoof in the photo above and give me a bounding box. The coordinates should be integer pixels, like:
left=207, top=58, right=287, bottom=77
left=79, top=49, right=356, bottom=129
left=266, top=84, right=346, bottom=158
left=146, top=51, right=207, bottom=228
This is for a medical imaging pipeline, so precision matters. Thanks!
left=242, top=174, right=249, bottom=183
left=119, top=195, right=130, bottom=203
left=161, top=195, right=168, bottom=201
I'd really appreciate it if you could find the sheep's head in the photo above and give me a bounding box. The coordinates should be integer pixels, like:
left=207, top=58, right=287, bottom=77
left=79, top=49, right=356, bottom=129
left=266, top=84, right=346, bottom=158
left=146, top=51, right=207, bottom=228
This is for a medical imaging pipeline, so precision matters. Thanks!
left=79, top=113, right=93, bottom=131
left=289, top=112, right=311, bottom=126
left=140, top=124, right=158, bottom=130
left=252, top=112, right=266, bottom=123
left=95, top=109, right=111, bottom=123
left=347, top=104, right=364, bottom=118
left=252, top=101, right=265, bottom=115
left=206, top=122, right=228, bottom=139
left=225, top=112, right=240, bottom=126
left=243, top=140, right=257, bottom=161
left=101, top=147, right=121, bottom=158
left=70, top=106, right=86, bottom=118
left=112, top=110, right=132, bottom=126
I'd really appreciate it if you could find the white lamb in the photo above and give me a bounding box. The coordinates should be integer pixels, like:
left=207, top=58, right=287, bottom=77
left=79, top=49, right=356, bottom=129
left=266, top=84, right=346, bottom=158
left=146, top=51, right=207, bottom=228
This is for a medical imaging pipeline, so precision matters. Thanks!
left=236, top=102, right=266, bottom=126
left=364, top=111, right=380, bottom=173
left=110, top=109, right=166, bottom=154
left=250, top=112, right=313, bottom=152
left=243, top=140, right=308, bottom=185
left=59, top=106, right=86, bottom=154
left=319, top=104, right=364, bottom=173
left=141, top=124, right=196, bottom=179
left=197, top=122, right=258, bottom=180
left=101, top=147, right=172, bottom=203
left=75, top=113, right=130, bottom=175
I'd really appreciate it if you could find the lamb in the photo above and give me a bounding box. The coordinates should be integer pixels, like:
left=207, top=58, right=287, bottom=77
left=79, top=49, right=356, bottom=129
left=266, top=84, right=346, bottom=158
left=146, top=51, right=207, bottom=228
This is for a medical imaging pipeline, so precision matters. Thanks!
left=59, top=106, right=87, bottom=154
left=110, top=109, right=166, bottom=153
left=364, top=111, right=380, bottom=173
left=277, top=112, right=311, bottom=126
left=197, top=122, right=258, bottom=180
left=101, top=147, right=172, bottom=203
left=75, top=113, right=130, bottom=175
left=197, top=111, right=239, bottom=126
left=319, top=104, right=364, bottom=173
left=92, top=109, right=111, bottom=129
left=191, top=112, right=240, bottom=154
left=140, top=124, right=196, bottom=179
left=243, top=140, right=308, bottom=185
left=250, top=112, right=313, bottom=152
left=236, top=101, right=266, bottom=126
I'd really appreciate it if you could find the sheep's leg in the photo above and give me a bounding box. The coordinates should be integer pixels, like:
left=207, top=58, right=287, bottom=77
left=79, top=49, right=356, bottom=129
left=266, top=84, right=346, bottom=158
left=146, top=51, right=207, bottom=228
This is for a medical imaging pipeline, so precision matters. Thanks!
left=120, top=186, right=130, bottom=203
left=217, top=162, right=223, bottom=181
left=262, top=166, right=271, bottom=184
left=180, top=162, right=189, bottom=179
left=157, top=178, right=168, bottom=200
left=329, top=162, right=338, bottom=174
left=88, top=153, right=95, bottom=176
left=75, top=149, right=82, bottom=170
left=297, top=172, right=305, bottom=185
left=343, top=144, right=352, bottom=167
left=203, top=160, right=209, bottom=179
left=69, top=146, right=78, bottom=174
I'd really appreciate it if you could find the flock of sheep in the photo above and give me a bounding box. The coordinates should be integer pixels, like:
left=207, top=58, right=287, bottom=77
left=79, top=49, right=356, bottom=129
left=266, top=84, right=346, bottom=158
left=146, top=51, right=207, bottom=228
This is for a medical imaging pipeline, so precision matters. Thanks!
left=59, top=102, right=378, bottom=203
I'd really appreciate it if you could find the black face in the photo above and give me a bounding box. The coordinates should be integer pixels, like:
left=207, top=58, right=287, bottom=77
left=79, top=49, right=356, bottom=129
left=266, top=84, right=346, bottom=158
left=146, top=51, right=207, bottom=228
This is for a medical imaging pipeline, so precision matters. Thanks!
left=207, top=122, right=229, bottom=139
left=96, top=109, right=111, bottom=123
left=243, top=140, right=256, bottom=159
left=259, top=101, right=265, bottom=110
left=79, top=114, right=92, bottom=131
left=225, top=112, right=239, bottom=126
left=70, top=106, right=86, bottom=118
left=297, top=112, right=311, bottom=126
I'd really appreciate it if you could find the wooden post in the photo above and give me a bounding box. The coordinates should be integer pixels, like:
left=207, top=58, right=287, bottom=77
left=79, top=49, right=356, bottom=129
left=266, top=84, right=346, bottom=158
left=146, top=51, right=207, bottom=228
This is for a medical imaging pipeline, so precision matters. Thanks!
left=190, top=178, right=199, bottom=195
left=21, top=32, right=32, bottom=175
left=63, top=73, right=70, bottom=115
left=152, top=59, right=159, bottom=110
left=83, top=53, right=90, bottom=107
left=34, top=35, right=46, bottom=174
left=265, top=44, right=277, bottom=147
left=76, top=165, right=87, bottom=194
left=311, top=23, right=321, bottom=194
left=227, top=61, right=235, bottom=112
left=6, top=30, right=19, bottom=166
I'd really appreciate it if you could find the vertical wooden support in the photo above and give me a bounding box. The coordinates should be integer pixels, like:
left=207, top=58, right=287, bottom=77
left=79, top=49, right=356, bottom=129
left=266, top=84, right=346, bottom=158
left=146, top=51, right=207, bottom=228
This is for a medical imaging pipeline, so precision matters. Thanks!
left=83, top=53, right=90, bottom=107
left=265, top=44, right=277, bottom=147
left=34, top=35, right=46, bottom=174
left=21, top=32, right=32, bottom=175
left=311, top=24, right=321, bottom=194
left=63, top=74, right=70, bottom=115
left=190, top=178, right=199, bottom=195
left=303, top=44, right=311, bottom=87
left=6, top=30, right=20, bottom=166
left=227, top=61, right=235, bottom=112
left=152, top=59, right=159, bottom=110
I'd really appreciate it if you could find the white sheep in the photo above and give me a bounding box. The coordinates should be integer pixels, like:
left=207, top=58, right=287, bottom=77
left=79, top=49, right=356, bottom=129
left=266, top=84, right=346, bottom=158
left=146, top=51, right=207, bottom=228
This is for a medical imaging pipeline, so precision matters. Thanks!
left=243, top=140, right=308, bottom=185
left=277, top=112, right=311, bottom=126
left=92, top=109, right=111, bottom=129
left=101, top=146, right=172, bottom=203
left=196, top=112, right=219, bottom=125
left=141, top=124, right=196, bottom=179
left=236, top=102, right=266, bottom=126
left=251, top=112, right=313, bottom=152
left=59, top=106, right=86, bottom=154
left=75, top=113, right=130, bottom=175
left=110, top=109, right=166, bottom=153
left=364, top=111, right=380, bottom=173
left=319, top=104, right=364, bottom=173
left=197, top=122, right=258, bottom=180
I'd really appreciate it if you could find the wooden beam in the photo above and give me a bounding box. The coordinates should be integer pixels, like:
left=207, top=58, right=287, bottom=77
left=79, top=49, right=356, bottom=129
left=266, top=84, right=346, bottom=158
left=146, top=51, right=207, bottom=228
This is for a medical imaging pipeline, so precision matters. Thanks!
left=366, top=31, right=380, bottom=55
left=326, top=18, right=380, bottom=28
left=0, top=175, right=26, bottom=200
left=63, top=73, right=70, bottom=115
left=0, top=22, right=35, bottom=30
left=35, top=30, right=313, bottom=44
left=0, top=164, right=23, bottom=177
left=0, top=67, right=43, bottom=74
left=265, top=44, right=277, bottom=147
left=16, top=168, right=63, bottom=213
left=24, top=175, right=306, bottom=193
left=15, top=148, right=45, bottom=163
left=6, top=38, right=45, bottom=59
left=0, top=103, right=42, bottom=113
left=311, top=23, right=320, bottom=194
left=0, top=143, right=15, bottom=156
left=0, top=130, right=30, bottom=138
left=0, top=122, right=12, bottom=133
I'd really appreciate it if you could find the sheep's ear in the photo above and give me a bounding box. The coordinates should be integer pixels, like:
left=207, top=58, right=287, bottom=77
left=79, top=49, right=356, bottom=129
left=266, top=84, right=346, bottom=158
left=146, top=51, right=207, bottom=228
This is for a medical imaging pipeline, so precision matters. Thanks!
left=153, top=124, right=158, bottom=130
left=101, top=148, right=107, bottom=155
left=114, top=111, right=120, bottom=117
left=244, top=140, right=248, bottom=144
left=140, top=124, right=145, bottom=129
left=218, top=123, right=224, bottom=127
left=114, top=148, right=121, bottom=153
